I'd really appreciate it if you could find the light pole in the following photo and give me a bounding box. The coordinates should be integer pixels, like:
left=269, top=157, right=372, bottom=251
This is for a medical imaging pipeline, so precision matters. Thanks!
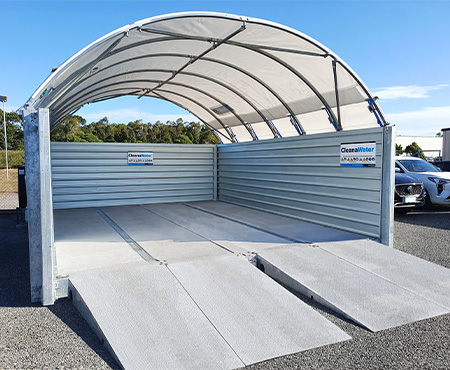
left=1, top=95, right=8, bottom=179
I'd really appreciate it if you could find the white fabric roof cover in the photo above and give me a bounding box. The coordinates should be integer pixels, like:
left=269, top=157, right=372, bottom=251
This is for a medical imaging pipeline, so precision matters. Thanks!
left=23, top=12, right=387, bottom=143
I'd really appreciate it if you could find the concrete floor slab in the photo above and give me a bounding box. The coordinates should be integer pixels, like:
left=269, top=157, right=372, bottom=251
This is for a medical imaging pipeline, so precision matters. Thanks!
left=189, top=201, right=363, bottom=243
left=69, top=261, right=245, bottom=370
left=258, top=244, right=448, bottom=332
left=54, top=209, right=142, bottom=275
left=54, top=208, right=125, bottom=243
left=169, top=255, right=351, bottom=365
left=317, top=239, right=450, bottom=310
left=101, top=205, right=230, bottom=262
left=143, top=203, right=291, bottom=254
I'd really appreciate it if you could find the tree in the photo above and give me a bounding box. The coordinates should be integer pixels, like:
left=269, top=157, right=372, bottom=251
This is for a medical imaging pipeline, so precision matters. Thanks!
left=436, top=132, right=443, bottom=137
left=404, top=142, right=426, bottom=160
left=395, top=144, right=403, bottom=156
left=0, top=109, right=24, bottom=150
left=174, top=134, right=193, bottom=144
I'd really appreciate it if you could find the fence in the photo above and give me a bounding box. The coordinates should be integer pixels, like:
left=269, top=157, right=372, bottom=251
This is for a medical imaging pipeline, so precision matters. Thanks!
left=0, top=150, right=24, bottom=210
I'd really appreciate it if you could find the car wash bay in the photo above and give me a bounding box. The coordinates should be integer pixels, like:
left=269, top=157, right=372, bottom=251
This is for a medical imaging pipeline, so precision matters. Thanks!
left=19, top=12, right=450, bottom=369
left=48, top=135, right=450, bottom=370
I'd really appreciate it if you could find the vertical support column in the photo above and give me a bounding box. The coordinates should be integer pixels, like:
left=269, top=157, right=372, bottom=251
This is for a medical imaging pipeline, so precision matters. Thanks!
left=23, top=108, right=55, bottom=305
left=380, top=125, right=395, bottom=247
left=213, top=145, right=218, bottom=201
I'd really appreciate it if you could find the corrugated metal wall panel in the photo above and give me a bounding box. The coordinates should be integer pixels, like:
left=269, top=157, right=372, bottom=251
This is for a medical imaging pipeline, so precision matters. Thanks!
left=217, top=128, right=384, bottom=239
left=51, top=142, right=215, bottom=209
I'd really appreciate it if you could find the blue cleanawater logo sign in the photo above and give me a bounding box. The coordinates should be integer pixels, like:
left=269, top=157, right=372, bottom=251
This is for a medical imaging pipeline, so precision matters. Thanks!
left=340, top=142, right=376, bottom=167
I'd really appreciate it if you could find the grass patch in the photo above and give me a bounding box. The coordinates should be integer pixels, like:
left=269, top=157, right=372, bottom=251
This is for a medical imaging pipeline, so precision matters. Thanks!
left=0, top=168, right=18, bottom=193
left=0, top=150, right=25, bottom=169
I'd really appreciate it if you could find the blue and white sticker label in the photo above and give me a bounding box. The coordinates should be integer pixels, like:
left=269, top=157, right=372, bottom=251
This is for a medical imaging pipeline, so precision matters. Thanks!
left=340, top=142, right=376, bottom=167
left=127, top=152, right=153, bottom=165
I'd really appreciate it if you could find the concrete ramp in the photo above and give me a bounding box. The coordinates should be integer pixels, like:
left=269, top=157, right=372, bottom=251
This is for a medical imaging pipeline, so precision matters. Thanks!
left=317, top=239, right=450, bottom=310
left=68, top=256, right=351, bottom=369
left=55, top=201, right=450, bottom=369
left=258, top=244, right=448, bottom=332
left=186, top=201, right=450, bottom=331
left=69, top=261, right=244, bottom=370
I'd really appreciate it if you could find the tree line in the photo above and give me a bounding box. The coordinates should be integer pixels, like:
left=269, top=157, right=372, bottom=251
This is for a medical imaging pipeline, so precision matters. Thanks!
left=0, top=110, right=219, bottom=149
left=1, top=109, right=435, bottom=158
left=0, top=110, right=23, bottom=150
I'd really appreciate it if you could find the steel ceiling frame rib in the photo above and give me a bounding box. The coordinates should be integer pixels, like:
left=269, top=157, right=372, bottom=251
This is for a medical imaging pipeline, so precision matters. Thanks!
left=140, top=26, right=328, bottom=58
left=149, top=79, right=257, bottom=140
left=52, top=77, right=250, bottom=134
left=23, top=11, right=389, bottom=138
left=53, top=53, right=280, bottom=136
left=335, top=60, right=387, bottom=126
left=152, top=88, right=237, bottom=142
left=53, top=84, right=235, bottom=142
left=95, top=35, right=306, bottom=134
left=52, top=80, right=246, bottom=142
left=151, top=91, right=228, bottom=142
left=109, top=28, right=336, bottom=133
left=37, top=35, right=127, bottom=111
left=332, top=60, right=342, bottom=131
left=56, top=86, right=232, bottom=143
left=147, top=23, right=246, bottom=94
left=46, top=34, right=310, bottom=135
left=51, top=66, right=273, bottom=138
left=53, top=88, right=147, bottom=124
left=234, top=45, right=340, bottom=131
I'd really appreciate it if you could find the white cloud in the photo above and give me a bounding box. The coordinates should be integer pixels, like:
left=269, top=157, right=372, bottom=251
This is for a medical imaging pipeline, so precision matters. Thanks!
left=373, top=84, right=447, bottom=100
left=80, top=107, right=198, bottom=124
left=386, top=106, right=450, bottom=136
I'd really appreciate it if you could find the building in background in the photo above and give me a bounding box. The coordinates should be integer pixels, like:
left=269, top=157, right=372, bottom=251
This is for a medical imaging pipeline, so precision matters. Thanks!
left=442, top=128, right=450, bottom=161
left=396, top=135, right=443, bottom=160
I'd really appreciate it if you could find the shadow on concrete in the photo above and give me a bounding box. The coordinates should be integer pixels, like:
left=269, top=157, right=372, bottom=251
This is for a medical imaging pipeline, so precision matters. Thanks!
left=0, top=212, right=119, bottom=369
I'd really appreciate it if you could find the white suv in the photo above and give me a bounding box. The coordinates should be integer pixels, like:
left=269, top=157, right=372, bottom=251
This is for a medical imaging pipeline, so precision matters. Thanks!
left=395, top=156, right=450, bottom=207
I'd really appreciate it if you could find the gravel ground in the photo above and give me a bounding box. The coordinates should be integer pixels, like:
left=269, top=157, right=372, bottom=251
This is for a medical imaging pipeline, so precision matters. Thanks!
left=0, top=208, right=449, bottom=369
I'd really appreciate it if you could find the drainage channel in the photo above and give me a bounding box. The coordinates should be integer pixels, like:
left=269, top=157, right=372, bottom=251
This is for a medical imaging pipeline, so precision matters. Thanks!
left=97, top=209, right=157, bottom=263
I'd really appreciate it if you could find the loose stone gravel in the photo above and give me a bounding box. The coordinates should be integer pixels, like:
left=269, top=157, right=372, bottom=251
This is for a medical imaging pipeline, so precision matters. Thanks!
left=0, top=208, right=449, bottom=369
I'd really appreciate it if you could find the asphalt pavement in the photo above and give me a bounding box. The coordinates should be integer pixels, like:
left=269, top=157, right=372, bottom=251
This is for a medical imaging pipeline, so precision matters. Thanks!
left=0, top=208, right=449, bottom=370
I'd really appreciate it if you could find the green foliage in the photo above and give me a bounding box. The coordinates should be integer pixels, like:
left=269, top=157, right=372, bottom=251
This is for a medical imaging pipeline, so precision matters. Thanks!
left=0, top=109, right=24, bottom=150
left=0, top=150, right=25, bottom=169
left=1, top=109, right=219, bottom=150
left=395, top=144, right=403, bottom=156
left=404, top=142, right=426, bottom=160
left=50, top=115, right=219, bottom=145
left=174, top=134, right=193, bottom=144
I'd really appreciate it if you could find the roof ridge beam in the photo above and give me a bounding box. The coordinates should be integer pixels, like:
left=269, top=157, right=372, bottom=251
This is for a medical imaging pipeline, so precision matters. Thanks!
left=69, top=54, right=274, bottom=126
left=147, top=23, right=246, bottom=94
left=238, top=45, right=339, bottom=131
left=140, top=27, right=327, bottom=57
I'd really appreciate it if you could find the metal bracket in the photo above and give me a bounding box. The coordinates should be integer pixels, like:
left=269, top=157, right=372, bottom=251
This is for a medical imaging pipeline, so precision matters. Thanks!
left=289, top=115, right=303, bottom=136
left=267, top=120, right=282, bottom=138
left=322, top=107, right=339, bottom=131
left=367, top=98, right=383, bottom=127
left=243, top=122, right=258, bottom=141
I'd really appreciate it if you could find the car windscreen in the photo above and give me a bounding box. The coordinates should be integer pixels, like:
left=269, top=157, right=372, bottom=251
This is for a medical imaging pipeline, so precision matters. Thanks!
left=398, top=159, right=440, bottom=173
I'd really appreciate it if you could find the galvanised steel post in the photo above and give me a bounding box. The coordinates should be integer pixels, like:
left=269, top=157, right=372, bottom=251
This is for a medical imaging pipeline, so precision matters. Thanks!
left=1, top=96, right=8, bottom=179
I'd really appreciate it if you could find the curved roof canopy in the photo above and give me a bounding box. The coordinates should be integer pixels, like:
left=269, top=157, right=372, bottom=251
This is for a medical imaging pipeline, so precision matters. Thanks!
left=23, top=12, right=387, bottom=143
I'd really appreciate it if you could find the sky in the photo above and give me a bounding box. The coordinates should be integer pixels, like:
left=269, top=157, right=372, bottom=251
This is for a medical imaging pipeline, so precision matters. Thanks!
left=1, top=0, right=449, bottom=136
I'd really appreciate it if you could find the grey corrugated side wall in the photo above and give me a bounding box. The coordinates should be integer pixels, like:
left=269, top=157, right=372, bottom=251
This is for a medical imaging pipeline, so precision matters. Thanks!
left=217, top=127, right=385, bottom=239
left=50, top=142, right=215, bottom=209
